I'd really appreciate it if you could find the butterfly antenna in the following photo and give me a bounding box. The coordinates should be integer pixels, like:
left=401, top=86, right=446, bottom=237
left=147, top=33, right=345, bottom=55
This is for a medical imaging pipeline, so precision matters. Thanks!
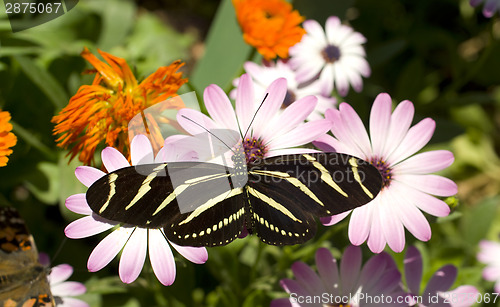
left=242, top=93, right=268, bottom=140
left=49, top=236, right=68, bottom=267
left=180, top=115, right=236, bottom=154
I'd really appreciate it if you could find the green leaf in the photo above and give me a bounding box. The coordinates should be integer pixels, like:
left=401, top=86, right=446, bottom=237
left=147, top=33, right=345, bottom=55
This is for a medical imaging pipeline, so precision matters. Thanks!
left=14, top=55, right=68, bottom=110
left=461, top=196, right=499, bottom=248
left=24, top=161, right=59, bottom=204
left=58, top=153, right=88, bottom=218
left=190, top=0, right=252, bottom=95
left=84, top=0, right=136, bottom=51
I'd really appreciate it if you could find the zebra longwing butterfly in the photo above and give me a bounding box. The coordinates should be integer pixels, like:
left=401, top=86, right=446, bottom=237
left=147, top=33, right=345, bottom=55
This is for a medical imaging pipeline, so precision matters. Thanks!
left=86, top=148, right=382, bottom=247
left=86, top=92, right=382, bottom=247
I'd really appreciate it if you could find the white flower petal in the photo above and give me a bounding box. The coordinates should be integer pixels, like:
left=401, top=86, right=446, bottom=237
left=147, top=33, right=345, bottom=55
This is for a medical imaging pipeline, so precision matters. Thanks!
left=131, top=134, right=154, bottom=165
left=149, top=230, right=176, bottom=286
left=65, top=193, right=92, bottom=215
left=48, top=264, right=73, bottom=285
left=65, top=216, right=114, bottom=239
left=75, top=166, right=105, bottom=188
left=87, top=227, right=133, bottom=272
left=119, top=228, right=147, bottom=284
left=170, top=241, right=208, bottom=264
left=101, top=147, right=130, bottom=172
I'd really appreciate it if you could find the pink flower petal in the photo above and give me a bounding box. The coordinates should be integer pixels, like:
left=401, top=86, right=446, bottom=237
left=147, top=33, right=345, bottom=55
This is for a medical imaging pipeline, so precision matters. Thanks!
left=358, top=253, right=392, bottom=291
left=265, top=95, right=317, bottom=140
left=304, top=19, right=327, bottom=45
left=394, top=190, right=431, bottom=241
left=65, top=216, right=114, bottom=239
left=422, top=265, right=457, bottom=297
left=65, top=193, right=92, bottom=215
left=366, top=206, right=387, bottom=253
left=369, top=268, right=401, bottom=294
left=87, top=227, right=132, bottom=272
left=404, top=246, right=423, bottom=295
left=393, top=150, right=455, bottom=174
left=315, top=248, right=341, bottom=297
left=386, top=118, right=435, bottom=165
left=119, top=228, right=147, bottom=284
left=279, top=278, right=311, bottom=298
left=204, top=84, right=238, bottom=130
left=326, top=108, right=365, bottom=158
left=236, top=74, right=256, bottom=133
left=130, top=134, right=154, bottom=165
left=49, top=264, right=73, bottom=284
left=325, top=16, right=341, bottom=44
left=319, top=64, right=335, bottom=96
left=340, top=245, right=362, bottom=294
left=149, top=229, right=176, bottom=286
left=396, top=174, right=457, bottom=196
left=170, top=241, right=208, bottom=264
left=348, top=200, right=375, bottom=245
left=338, top=103, right=372, bottom=158
left=51, top=281, right=86, bottom=296
left=333, top=64, right=350, bottom=96
left=369, top=93, right=393, bottom=157
left=75, top=166, right=105, bottom=188
left=267, top=119, right=332, bottom=150
left=101, top=147, right=129, bottom=173
left=321, top=210, right=350, bottom=226
left=442, top=286, right=479, bottom=307
left=381, top=100, right=414, bottom=156
left=57, top=297, right=90, bottom=307
left=291, top=261, right=325, bottom=296
left=252, top=78, right=287, bottom=139
left=380, top=192, right=405, bottom=252
left=394, top=182, right=450, bottom=217
left=177, top=108, right=218, bottom=135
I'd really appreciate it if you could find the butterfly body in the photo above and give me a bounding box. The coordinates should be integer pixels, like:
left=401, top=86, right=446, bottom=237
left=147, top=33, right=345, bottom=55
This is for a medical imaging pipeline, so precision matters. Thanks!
left=0, top=207, right=54, bottom=307
left=86, top=152, right=382, bottom=247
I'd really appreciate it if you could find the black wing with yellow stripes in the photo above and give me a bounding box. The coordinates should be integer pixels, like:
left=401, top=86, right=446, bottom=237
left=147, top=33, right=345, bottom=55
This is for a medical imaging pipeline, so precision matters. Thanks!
left=86, top=152, right=382, bottom=247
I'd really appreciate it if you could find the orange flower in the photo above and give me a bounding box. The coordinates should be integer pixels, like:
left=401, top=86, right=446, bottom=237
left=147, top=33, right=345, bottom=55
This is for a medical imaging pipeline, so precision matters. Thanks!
left=52, top=48, right=187, bottom=165
left=0, top=109, right=17, bottom=167
left=233, top=0, right=306, bottom=60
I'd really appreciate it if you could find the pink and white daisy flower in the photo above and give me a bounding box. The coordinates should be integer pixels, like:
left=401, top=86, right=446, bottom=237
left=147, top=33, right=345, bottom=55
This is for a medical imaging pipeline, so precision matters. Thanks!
left=477, top=240, right=500, bottom=293
left=289, top=16, right=370, bottom=97
left=403, top=246, right=479, bottom=306
left=470, top=0, right=500, bottom=18
left=174, top=73, right=332, bottom=164
left=271, top=246, right=406, bottom=307
left=314, top=93, right=457, bottom=253
left=231, top=61, right=337, bottom=121
left=64, top=135, right=208, bottom=286
left=48, top=264, right=89, bottom=307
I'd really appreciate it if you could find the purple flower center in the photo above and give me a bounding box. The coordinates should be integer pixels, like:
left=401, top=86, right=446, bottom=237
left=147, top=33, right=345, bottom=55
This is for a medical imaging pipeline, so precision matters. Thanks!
left=322, top=44, right=341, bottom=63
left=370, top=157, right=392, bottom=188
left=236, top=137, right=267, bottom=164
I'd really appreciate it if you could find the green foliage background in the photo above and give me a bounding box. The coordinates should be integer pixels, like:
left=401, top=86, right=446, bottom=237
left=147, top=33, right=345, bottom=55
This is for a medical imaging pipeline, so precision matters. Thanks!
left=1, top=0, right=500, bottom=306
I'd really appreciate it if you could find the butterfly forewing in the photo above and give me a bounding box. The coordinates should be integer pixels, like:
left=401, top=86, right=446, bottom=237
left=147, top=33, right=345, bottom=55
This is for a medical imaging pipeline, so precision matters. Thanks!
left=248, top=153, right=381, bottom=217
left=87, top=162, right=243, bottom=229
